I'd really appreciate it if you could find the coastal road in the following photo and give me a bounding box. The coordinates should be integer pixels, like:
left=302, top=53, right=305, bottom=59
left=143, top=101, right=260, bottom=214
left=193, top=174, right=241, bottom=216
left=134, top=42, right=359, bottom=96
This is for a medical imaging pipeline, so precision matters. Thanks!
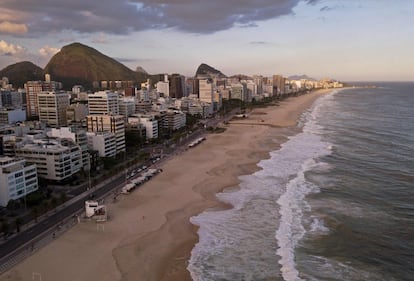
left=0, top=123, right=229, bottom=273
left=0, top=172, right=126, bottom=272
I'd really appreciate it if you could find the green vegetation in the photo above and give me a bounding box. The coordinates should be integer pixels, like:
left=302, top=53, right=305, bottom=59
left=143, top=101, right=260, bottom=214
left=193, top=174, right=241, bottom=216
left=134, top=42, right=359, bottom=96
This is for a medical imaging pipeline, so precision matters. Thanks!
left=44, top=42, right=148, bottom=89
left=0, top=61, right=44, bottom=88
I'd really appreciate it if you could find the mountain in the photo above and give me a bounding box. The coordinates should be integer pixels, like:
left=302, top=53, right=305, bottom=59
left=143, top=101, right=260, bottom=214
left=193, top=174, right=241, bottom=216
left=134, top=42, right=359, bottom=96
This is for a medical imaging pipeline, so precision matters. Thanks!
left=288, top=74, right=316, bottom=81
left=195, top=63, right=226, bottom=78
left=0, top=61, right=44, bottom=88
left=44, top=42, right=148, bottom=89
left=229, top=74, right=252, bottom=81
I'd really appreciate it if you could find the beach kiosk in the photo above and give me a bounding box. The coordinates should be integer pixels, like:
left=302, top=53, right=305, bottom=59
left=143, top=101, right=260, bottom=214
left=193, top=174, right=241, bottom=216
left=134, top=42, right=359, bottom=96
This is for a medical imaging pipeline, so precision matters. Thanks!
left=85, top=200, right=108, bottom=222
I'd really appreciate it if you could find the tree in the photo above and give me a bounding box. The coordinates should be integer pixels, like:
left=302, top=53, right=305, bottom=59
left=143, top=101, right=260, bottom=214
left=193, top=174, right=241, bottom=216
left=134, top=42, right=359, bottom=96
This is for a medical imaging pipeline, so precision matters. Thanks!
left=6, top=199, right=20, bottom=211
left=14, top=218, right=23, bottom=233
left=1, top=220, right=9, bottom=235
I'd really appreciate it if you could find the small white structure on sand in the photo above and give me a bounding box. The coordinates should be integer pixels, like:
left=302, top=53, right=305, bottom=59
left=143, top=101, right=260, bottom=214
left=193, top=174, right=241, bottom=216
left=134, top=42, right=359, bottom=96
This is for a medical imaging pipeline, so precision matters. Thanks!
left=85, top=200, right=108, bottom=222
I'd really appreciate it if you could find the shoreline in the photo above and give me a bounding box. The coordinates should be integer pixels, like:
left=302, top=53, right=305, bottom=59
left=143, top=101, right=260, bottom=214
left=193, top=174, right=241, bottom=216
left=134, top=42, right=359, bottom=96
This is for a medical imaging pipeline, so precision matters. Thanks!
left=0, top=89, right=333, bottom=281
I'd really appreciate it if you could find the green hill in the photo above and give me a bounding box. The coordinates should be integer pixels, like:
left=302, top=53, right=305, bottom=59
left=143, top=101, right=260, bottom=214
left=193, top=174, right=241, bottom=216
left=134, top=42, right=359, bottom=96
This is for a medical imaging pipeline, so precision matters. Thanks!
left=0, top=61, right=44, bottom=88
left=44, top=42, right=148, bottom=89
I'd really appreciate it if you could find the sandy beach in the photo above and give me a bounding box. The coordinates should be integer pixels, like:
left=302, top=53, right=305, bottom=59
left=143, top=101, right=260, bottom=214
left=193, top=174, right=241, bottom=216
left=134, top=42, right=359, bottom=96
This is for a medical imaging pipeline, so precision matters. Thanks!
left=0, top=89, right=333, bottom=281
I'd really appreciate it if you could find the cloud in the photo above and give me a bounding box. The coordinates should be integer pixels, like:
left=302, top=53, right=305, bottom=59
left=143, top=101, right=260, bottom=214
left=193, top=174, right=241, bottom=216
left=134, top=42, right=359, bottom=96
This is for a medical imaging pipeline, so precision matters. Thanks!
left=0, top=40, right=26, bottom=56
left=250, top=41, right=272, bottom=45
left=0, top=21, right=28, bottom=34
left=39, top=45, right=60, bottom=57
left=0, top=0, right=320, bottom=35
left=91, top=33, right=109, bottom=44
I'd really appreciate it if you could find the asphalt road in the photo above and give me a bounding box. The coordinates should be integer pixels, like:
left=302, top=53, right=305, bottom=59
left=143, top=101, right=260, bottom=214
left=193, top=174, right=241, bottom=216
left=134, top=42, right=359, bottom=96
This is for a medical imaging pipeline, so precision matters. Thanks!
left=0, top=116, right=234, bottom=270
left=0, top=173, right=125, bottom=261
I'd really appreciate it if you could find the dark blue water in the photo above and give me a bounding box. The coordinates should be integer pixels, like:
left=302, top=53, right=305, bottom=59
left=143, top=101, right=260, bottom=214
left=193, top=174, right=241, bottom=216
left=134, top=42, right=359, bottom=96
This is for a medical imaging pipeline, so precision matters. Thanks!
left=298, top=83, right=414, bottom=281
left=189, top=83, right=414, bottom=281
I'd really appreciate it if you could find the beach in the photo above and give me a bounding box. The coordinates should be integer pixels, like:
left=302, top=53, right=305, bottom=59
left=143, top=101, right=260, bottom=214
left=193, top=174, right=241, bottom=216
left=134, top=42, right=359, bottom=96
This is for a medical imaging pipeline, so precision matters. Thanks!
left=0, top=89, right=332, bottom=281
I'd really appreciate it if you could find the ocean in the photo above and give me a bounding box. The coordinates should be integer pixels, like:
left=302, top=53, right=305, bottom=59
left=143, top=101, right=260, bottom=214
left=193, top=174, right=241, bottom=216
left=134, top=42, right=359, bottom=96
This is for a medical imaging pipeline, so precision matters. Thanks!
left=188, top=83, right=414, bottom=281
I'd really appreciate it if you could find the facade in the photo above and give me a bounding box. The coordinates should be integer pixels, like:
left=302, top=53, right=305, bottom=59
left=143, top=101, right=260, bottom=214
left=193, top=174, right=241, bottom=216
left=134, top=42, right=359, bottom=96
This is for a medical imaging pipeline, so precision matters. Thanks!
left=119, top=99, right=136, bottom=119
left=86, top=115, right=125, bottom=155
left=24, top=81, right=43, bottom=118
left=252, top=75, right=264, bottom=95
left=156, top=81, right=170, bottom=97
left=162, top=110, right=186, bottom=131
left=25, top=80, right=62, bottom=118
left=1, top=90, right=23, bottom=108
left=15, top=140, right=82, bottom=181
left=88, top=91, right=119, bottom=115
left=272, top=75, right=286, bottom=96
left=198, top=79, right=214, bottom=103
left=0, top=108, right=26, bottom=125
left=86, top=131, right=116, bottom=158
left=0, top=157, right=38, bottom=207
left=169, top=74, right=185, bottom=99
left=129, top=115, right=159, bottom=139
left=231, top=83, right=245, bottom=101
left=37, top=91, right=70, bottom=127
left=66, top=103, right=88, bottom=124
left=135, top=100, right=152, bottom=113
left=48, top=127, right=90, bottom=171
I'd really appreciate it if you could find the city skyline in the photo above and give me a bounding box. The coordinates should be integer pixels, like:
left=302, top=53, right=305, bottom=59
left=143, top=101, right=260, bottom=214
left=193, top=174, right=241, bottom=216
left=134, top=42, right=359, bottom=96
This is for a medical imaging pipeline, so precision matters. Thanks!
left=0, top=0, right=413, bottom=81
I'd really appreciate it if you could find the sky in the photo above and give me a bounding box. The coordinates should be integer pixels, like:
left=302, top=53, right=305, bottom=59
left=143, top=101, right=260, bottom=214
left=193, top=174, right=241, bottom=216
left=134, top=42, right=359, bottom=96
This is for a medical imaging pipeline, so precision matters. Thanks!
left=0, top=0, right=413, bottom=81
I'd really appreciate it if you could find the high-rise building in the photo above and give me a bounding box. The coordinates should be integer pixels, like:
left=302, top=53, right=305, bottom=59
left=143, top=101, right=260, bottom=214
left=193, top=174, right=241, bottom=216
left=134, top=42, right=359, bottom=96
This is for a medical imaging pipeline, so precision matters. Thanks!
left=156, top=75, right=170, bottom=97
left=25, top=80, right=62, bottom=118
left=253, top=75, right=264, bottom=95
left=24, top=81, right=43, bottom=118
left=86, top=115, right=125, bottom=155
left=37, top=91, right=70, bottom=127
left=272, top=75, right=286, bottom=96
left=169, top=74, right=185, bottom=99
left=198, top=79, right=214, bottom=103
left=88, top=91, right=119, bottom=115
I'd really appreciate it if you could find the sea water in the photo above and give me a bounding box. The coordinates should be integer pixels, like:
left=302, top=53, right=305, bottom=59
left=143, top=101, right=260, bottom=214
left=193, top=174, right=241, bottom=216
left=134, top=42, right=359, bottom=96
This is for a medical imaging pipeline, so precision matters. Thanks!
left=188, top=83, right=414, bottom=281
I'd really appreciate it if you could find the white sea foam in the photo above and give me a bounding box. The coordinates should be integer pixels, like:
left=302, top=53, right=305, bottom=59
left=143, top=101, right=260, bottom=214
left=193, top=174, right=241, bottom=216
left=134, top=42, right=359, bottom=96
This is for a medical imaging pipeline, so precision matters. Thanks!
left=309, top=217, right=330, bottom=234
left=275, top=94, right=336, bottom=281
left=188, top=91, right=338, bottom=281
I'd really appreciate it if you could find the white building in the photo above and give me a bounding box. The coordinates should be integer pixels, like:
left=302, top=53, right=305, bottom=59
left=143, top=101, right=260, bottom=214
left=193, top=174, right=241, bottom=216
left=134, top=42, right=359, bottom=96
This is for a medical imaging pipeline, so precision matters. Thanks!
left=162, top=110, right=186, bottom=131
left=48, top=127, right=90, bottom=171
left=0, top=157, right=38, bottom=207
left=128, top=114, right=159, bottom=139
left=88, top=91, right=119, bottom=115
left=15, top=139, right=82, bottom=181
left=246, top=81, right=257, bottom=98
left=119, top=99, right=136, bottom=119
left=87, top=131, right=117, bottom=157
left=37, top=91, right=70, bottom=127
left=86, top=115, right=125, bottom=155
left=156, top=75, right=170, bottom=97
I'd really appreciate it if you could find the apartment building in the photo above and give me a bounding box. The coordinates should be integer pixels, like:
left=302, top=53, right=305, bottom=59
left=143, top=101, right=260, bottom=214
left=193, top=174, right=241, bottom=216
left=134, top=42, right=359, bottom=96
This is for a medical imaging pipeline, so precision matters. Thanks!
left=15, top=140, right=82, bottom=181
left=86, top=131, right=117, bottom=158
left=86, top=115, right=125, bottom=155
left=88, top=91, right=119, bottom=115
left=0, top=156, right=38, bottom=207
left=48, top=127, right=90, bottom=171
left=37, top=91, right=70, bottom=127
